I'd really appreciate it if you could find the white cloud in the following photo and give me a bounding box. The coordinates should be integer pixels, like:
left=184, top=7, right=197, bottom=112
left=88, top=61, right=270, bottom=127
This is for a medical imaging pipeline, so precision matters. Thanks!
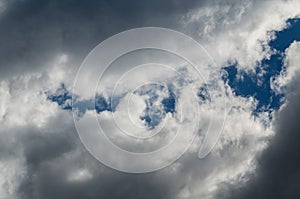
left=0, top=158, right=25, bottom=199
left=67, top=168, right=93, bottom=183
left=181, top=0, right=300, bottom=70
left=0, top=53, right=76, bottom=198
left=1, top=1, right=300, bottom=198
left=272, top=41, right=300, bottom=93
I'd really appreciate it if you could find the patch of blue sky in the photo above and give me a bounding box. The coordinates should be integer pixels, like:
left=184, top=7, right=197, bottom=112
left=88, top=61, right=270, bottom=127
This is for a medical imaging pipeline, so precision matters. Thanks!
left=222, top=18, right=300, bottom=114
left=47, top=83, right=177, bottom=129
left=197, top=83, right=211, bottom=103
left=135, top=84, right=176, bottom=129
left=46, top=84, right=72, bottom=110
left=161, top=87, right=176, bottom=114
left=47, top=84, right=115, bottom=115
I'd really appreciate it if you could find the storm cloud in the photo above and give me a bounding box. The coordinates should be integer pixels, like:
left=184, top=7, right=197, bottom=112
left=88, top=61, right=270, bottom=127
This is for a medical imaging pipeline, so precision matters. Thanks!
left=0, top=0, right=204, bottom=79
left=1, top=1, right=300, bottom=199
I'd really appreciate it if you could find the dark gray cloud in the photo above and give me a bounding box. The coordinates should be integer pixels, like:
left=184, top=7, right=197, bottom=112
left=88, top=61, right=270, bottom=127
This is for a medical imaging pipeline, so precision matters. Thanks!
left=0, top=1, right=208, bottom=198
left=16, top=125, right=184, bottom=199
left=2, top=111, right=184, bottom=199
left=217, top=72, right=300, bottom=199
left=18, top=156, right=182, bottom=199
left=0, top=0, right=204, bottom=79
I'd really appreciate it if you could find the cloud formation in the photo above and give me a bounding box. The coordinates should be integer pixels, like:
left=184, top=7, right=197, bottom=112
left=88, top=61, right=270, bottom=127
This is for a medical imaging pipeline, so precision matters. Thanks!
left=217, top=42, right=300, bottom=199
left=0, top=1, right=300, bottom=199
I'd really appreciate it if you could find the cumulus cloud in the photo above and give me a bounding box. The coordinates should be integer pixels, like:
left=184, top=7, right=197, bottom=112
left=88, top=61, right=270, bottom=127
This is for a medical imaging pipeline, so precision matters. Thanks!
left=216, top=42, right=300, bottom=199
left=181, top=0, right=300, bottom=70
left=0, top=1, right=300, bottom=199
left=272, top=41, right=300, bottom=93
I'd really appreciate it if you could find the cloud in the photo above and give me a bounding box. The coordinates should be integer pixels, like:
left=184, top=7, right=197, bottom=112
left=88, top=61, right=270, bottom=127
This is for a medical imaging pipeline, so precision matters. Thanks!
left=272, top=41, right=300, bottom=93
left=1, top=1, right=300, bottom=199
left=0, top=52, right=267, bottom=199
left=181, top=0, right=300, bottom=70
left=0, top=0, right=204, bottom=79
left=215, top=41, right=300, bottom=199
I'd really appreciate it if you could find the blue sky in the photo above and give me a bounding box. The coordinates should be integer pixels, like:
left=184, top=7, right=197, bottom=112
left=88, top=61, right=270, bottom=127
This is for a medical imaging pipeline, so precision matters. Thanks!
left=223, top=18, right=300, bottom=114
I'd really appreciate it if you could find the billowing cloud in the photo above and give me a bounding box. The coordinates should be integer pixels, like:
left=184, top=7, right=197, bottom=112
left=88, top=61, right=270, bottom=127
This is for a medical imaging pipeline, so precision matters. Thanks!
left=0, top=1, right=300, bottom=199
left=216, top=42, right=300, bottom=199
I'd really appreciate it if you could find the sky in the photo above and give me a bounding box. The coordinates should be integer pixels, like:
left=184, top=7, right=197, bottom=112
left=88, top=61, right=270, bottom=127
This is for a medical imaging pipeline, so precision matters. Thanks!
left=0, top=0, right=300, bottom=199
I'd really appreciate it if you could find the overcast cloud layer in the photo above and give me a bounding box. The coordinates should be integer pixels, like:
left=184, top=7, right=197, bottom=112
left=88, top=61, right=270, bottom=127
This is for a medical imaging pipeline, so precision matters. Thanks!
left=0, top=1, right=300, bottom=199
